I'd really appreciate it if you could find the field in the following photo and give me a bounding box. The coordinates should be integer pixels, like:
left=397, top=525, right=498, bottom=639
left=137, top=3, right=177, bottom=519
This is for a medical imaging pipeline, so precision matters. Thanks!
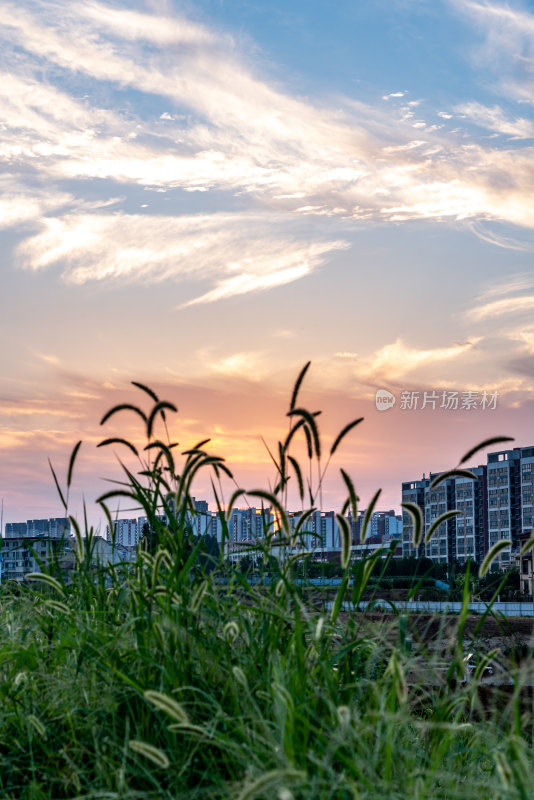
left=1, top=370, right=533, bottom=799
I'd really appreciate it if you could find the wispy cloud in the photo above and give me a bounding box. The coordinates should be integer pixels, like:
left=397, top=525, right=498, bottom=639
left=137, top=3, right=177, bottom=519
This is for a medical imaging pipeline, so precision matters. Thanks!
left=466, top=272, right=534, bottom=323
left=356, top=338, right=481, bottom=383
left=469, top=295, right=534, bottom=321
left=455, top=102, right=534, bottom=138
left=451, top=0, right=534, bottom=101
left=466, top=222, right=534, bottom=251
left=206, top=352, right=267, bottom=378
left=17, top=211, right=349, bottom=302
left=475, top=273, right=534, bottom=301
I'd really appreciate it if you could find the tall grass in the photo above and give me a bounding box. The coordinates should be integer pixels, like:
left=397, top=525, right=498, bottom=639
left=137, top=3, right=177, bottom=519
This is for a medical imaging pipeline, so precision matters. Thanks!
left=0, top=368, right=533, bottom=799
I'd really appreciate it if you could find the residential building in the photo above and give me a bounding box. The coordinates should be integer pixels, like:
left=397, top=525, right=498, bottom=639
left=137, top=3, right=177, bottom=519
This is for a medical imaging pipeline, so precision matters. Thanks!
left=486, top=449, right=521, bottom=569
left=111, top=518, right=138, bottom=547
left=454, top=466, right=487, bottom=564
left=227, top=507, right=274, bottom=543
left=520, top=447, right=534, bottom=536
left=402, top=445, right=534, bottom=568
left=424, top=473, right=456, bottom=564
left=1, top=534, right=73, bottom=582
left=401, top=478, right=429, bottom=558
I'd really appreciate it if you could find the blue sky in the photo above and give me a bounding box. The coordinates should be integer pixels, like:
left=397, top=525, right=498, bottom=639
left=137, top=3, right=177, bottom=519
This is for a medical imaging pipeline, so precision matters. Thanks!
left=0, top=0, right=533, bottom=524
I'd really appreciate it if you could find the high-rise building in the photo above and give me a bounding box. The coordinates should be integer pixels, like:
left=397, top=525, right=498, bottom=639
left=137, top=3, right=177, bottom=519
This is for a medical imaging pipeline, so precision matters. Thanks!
left=402, top=446, right=534, bottom=568
left=454, top=466, right=487, bottom=564
left=519, top=447, right=534, bottom=536
left=401, top=479, right=429, bottom=558
left=424, top=474, right=456, bottom=564
left=227, top=507, right=274, bottom=543
left=486, top=449, right=521, bottom=569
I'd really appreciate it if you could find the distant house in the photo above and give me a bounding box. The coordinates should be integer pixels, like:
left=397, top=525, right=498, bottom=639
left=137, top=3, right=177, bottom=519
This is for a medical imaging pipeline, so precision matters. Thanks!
left=1, top=534, right=73, bottom=582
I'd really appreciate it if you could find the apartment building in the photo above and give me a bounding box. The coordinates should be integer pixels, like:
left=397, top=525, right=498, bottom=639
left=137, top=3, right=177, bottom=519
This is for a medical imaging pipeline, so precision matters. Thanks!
left=423, top=475, right=456, bottom=563
left=454, top=466, right=487, bottom=564
left=227, top=507, right=275, bottom=543
left=520, top=447, right=534, bottom=535
left=403, top=446, right=534, bottom=568
left=1, top=518, right=72, bottom=581
left=1, top=539, right=74, bottom=585
left=401, top=478, right=429, bottom=558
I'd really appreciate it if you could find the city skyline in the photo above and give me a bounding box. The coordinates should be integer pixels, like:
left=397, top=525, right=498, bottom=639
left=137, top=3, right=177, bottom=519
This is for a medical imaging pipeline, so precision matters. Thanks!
left=1, top=0, right=533, bottom=525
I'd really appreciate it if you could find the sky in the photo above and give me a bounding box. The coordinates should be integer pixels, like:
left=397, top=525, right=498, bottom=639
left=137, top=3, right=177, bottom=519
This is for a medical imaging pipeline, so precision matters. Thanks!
left=1, top=0, right=534, bottom=529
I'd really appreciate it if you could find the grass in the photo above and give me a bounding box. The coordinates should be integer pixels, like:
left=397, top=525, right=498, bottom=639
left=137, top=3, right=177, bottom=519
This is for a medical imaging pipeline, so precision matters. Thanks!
left=0, top=366, right=533, bottom=799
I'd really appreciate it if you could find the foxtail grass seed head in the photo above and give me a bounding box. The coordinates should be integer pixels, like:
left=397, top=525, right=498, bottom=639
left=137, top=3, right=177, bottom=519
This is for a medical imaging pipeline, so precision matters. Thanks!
left=144, top=690, right=190, bottom=725
left=278, top=790, right=295, bottom=800
left=223, top=621, right=240, bottom=641
left=236, top=770, right=305, bottom=800
left=190, top=579, right=208, bottom=613
left=480, top=539, right=513, bottom=577
left=232, top=666, right=248, bottom=687
left=129, top=740, right=170, bottom=769
left=27, top=715, right=46, bottom=739
left=337, top=705, right=351, bottom=729
left=14, top=672, right=27, bottom=687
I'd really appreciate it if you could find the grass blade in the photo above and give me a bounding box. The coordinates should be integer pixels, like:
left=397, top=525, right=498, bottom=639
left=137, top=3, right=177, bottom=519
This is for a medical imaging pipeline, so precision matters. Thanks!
left=48, top=458, right=67, bottom=510
left=459, top=436, right=515, bottom=465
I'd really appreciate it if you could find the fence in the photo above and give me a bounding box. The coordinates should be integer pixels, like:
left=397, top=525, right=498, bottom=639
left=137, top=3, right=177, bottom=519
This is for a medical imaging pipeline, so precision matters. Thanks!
left=327, top=599, right=534, bottom=617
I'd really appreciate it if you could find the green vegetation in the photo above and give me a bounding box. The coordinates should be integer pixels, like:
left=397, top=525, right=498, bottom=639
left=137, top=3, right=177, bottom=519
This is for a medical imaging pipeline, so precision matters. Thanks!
left=1, top=367, right=533, bottom=799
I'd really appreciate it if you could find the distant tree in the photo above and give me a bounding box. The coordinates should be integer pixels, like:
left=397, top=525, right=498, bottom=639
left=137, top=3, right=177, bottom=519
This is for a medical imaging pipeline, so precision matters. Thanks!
left=140, top=521, right=160, bottom=555
left=194, top=533, right=220, bottom=573
left=475, top=567, right=519, bottom=601
left=238, top=556, right=253, bottom=575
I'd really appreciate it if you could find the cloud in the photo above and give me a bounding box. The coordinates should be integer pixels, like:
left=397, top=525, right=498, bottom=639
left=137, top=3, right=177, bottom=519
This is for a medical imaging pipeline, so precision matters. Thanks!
left=206, top=352, right=267, bottom=378
left=0, top=177, right=72, bottom=230
left=80, top=2, right=220, bottom=47
left=476, top=273, right=534, bottom=301
left=469, top=295, right=534, bottom=321
left=17, top=210, right=349, bottom=302
left=514, top=326, right=534, bottom=352
left=466, top=222, right=534, bottom=251
left=466, top=272, right=534, bottom=323
left=357, top=338, right=481, bottom=383
left=450, top=0, right=534, bottom=101
left=455, top=102, right=534, bottom=138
